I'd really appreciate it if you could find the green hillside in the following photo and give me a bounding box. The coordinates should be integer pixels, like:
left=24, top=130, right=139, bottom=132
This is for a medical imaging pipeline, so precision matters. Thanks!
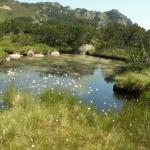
left=0, top=0, right=132, bottom=26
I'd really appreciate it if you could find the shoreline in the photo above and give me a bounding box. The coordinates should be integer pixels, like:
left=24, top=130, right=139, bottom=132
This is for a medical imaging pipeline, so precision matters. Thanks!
left=87, top=53, right=128, bottom=61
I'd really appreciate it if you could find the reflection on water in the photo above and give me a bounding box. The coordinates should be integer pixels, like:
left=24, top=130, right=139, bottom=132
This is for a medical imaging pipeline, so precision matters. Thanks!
left=0, top=54, right=126, bottom=111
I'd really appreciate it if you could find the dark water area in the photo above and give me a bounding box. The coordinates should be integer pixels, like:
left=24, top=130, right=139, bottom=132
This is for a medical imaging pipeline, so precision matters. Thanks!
left=0, top=54, right=127, bottom=111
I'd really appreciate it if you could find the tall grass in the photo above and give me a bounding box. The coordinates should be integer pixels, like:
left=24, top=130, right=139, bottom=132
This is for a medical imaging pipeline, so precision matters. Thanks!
left=0, top=88, right=149, bottom=149
left=114, top=69, right=150, bottom=93
left=3, top=84, right=18, bottom=108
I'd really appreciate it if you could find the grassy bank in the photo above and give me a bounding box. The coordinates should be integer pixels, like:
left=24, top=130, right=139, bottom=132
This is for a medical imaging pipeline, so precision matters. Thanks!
left=114, top=68, right=150, bottom=93
left=0, top=35, right=57, bottom=57
left=0, top=86, right=149, bottom=149
left=0, top=50, right=7, bottom=63
left=88, top=49, right=129, bottom=61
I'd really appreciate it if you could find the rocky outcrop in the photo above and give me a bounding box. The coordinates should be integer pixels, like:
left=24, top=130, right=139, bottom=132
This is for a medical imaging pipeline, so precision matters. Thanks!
left=6, top=57, right=10, bottom=61
left=9, top=53, right=22, bottom=59
left=51, top=51, right=60, bottom=56
left=34, top=53, right=44, bottom=58
left=0, top=1, right=132, bottom=27
left=78, top=44, right=95, bottom=55
left=27, top=50, right=34, bottom=57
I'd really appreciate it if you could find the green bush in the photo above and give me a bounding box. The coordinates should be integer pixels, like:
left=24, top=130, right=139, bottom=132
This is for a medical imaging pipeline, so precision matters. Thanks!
left=130, top=47, right=150, bottom=67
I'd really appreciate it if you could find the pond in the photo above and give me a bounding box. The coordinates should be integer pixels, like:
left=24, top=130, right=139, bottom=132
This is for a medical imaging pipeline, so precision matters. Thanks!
left=0, top=54, right=126, bottom=111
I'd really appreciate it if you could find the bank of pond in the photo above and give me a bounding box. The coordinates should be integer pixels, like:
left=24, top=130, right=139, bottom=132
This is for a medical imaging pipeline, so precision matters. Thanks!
left=0, top=54, right=149, bottom=149
left=0, top=86, right=149, bottom=149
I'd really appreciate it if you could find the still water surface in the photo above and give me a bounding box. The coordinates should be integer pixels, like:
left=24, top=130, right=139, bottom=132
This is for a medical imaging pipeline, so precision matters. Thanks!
left=0, top=55, right=126, bottom=111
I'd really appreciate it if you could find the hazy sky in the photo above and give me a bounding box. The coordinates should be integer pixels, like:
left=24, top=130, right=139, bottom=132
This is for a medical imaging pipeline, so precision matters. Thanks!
left=19, top=0, right=150, bottom=29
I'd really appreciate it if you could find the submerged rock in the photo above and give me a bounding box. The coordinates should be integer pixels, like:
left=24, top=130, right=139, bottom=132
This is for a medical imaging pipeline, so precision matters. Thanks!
left=78, top=44, right=95, bottom=55
left=51, top=51, right=60, bottom=56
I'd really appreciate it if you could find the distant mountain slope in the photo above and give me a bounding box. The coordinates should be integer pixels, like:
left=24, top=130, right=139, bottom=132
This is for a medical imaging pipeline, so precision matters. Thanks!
left=0, top=0, right=132, bottom=26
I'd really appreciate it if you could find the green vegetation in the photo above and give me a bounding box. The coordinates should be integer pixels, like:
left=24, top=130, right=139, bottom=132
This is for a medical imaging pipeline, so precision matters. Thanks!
left=0, top=87, right=149, bottom=149
left=88, top=48, right=129, bottom=60
left=0, top=18, right=149, bottom=62
left=0, top=1, right=149, bottom=149
left=0, top=1, right=149, bottom=64
left=114, top=69, right=150, bottom=93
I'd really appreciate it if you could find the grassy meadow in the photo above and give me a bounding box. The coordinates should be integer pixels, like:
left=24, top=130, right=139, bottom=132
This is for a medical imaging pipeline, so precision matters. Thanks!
left=0, top=86, right=149, bottom=149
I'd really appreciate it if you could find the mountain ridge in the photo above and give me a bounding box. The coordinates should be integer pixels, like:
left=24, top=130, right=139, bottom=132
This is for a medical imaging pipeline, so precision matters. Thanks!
left=0, top=0, right=132, bottom=26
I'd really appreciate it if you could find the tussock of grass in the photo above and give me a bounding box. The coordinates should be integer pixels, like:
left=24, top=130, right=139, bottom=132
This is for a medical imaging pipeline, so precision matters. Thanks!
left=0, top=50, right=7, bottom=62
left=114, top=69, right=150, bottom=93
left=0, top=88, right=149, bottom=149
left=3, top=84, right=18, bottom=108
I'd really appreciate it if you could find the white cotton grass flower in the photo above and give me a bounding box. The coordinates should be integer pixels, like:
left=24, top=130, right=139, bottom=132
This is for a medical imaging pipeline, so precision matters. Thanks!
left=30, top=138, right=34, bottom=142
left=7, top=70, right=16, bottom=77
left=90, top=89, right=93, bottom=92
left=129, top=133, right=133, bottom=136
left=88, top=107, right=91, bottom=111
left=66, top=138, right=69, bottom=142
left=32, top=80, right=36, bottom=83
left=104, top=112, right=108, bottom=116
left=31, top=144, right=35, bottom=148
left=87, top=91, right=90, bottom=94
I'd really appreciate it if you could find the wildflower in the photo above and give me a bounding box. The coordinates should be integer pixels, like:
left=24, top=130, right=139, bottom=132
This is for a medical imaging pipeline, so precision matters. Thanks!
left=79, top=84, right=82, bottom=87
left=88, top=107, right=91, bottom=111
left=104, top=112, right=108, bottom=116
left=129, top=133, right=133, bottom=136
left=32, top=144, right=35, bottom=148
left=108, top=109, right=111, bottom=112
left=79, top=101, right=82, bottom=103
left=74, top=85, right=78, bottom=88
left=30, top=138, right=34, bottom=142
